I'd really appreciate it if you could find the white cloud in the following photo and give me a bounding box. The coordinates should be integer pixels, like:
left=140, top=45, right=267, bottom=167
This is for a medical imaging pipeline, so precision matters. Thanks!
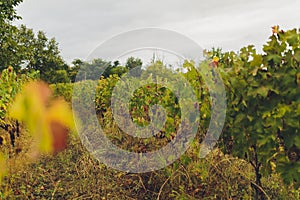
left=15, top=0, right=300, bottom=63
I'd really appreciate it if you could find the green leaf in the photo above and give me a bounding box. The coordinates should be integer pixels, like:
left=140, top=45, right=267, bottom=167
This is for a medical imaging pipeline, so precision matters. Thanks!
left=277, top=161, right=300, bottom=188
left=294, top=48, right=300, bottom=62
left=250, top=54, right=263, bottom=68
left=256, top=86, right=269, bottom=98
left=274, top=104, right=291, bottom=118
left=286, top=29, right=299, bottom=47
left=266, top=54, right=281, bottom=65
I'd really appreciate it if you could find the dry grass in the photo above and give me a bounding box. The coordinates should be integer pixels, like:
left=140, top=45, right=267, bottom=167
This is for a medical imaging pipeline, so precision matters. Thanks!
left=1, top=130, right=299, bottom=200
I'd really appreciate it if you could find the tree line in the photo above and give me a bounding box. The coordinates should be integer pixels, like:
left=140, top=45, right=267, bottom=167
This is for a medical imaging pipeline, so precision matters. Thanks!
left=0, top=0, right=144, bottom=84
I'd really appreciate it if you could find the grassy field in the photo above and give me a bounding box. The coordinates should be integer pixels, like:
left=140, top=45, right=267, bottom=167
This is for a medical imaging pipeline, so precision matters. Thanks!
left=1, top=127, right=299, bottom=199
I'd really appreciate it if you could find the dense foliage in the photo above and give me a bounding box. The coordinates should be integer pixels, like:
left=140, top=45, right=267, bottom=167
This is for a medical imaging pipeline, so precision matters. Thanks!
left=0, top=0, right=23, bottom=22
left=0, top=67, right=38, bottom=146
left=0, top=4, right=299, bottom=196
left=0, top=0, right=69, bottom=83
left=51, top=28, right=300, bottom=197
left=216, top=27, right=300, bottom=191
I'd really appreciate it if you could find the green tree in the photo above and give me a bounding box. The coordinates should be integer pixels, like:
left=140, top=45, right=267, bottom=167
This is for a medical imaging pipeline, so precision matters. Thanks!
left=24, top=30, right=66, bottom=83
left=0, top=0, right=23, bottom=22
left=0, top=0, right=68, bottom=83
left=126, top=57, right=143, bottom=77
left=0, top=0, right=24, bottom=70
left=0, top=23, right=20, bottom=70
left=68, top=59, right=82, bottom=82
left=74, top=59, right=110, bottom=81
left=0, top=24, right=67, bottom=83
left=48, top=69, right=70, bottom=83
left=74, top=58, right=129, bottom=81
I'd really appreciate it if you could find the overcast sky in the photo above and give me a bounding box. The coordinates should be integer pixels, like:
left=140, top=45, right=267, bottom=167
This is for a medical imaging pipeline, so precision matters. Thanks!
left=15, top=0, right=300, bottom=64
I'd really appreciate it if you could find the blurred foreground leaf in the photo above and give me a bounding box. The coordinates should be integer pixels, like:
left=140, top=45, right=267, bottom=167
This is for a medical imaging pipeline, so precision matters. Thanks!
left=9, top=81, right=75, bottom=154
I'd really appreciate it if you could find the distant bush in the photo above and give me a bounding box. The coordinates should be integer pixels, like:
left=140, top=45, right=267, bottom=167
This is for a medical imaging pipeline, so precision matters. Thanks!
left=50, top=83, right=73, bottom=103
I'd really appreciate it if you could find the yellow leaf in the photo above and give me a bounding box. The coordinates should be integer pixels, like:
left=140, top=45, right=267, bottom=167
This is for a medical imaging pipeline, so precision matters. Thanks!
left=270, top=161, right=276, bottom=172
left=9, top=81, right=52, bottom=153
left=213, top=56, right=220, bottom=63
left=0, top=153, right=7, bottom=184
left=9, top=81, right=75, bottom=154
left=47, top=99, right=75, bottom=130
left=0, top=136, right=6, bottom=145
left=272, top=25, right=279, bottom=34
